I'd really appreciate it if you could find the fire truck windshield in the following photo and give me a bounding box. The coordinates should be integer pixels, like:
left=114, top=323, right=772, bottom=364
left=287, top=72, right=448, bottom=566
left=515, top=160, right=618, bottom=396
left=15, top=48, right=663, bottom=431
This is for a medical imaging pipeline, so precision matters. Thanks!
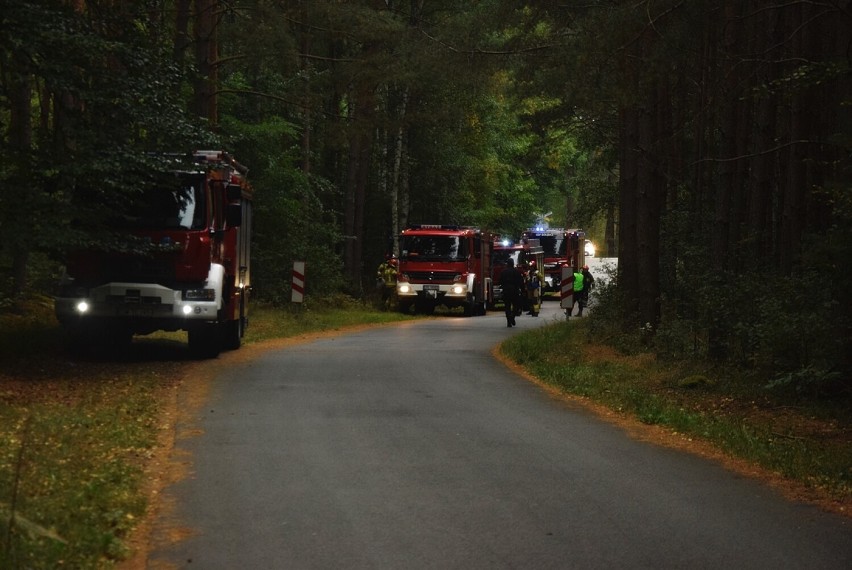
left=531, top=234, right=566, bottom=257
left=131, top=175, right=207, bottom=230
left=401, top=235, right=468, bottom=261
left=493, top=250, right=521, bottom=266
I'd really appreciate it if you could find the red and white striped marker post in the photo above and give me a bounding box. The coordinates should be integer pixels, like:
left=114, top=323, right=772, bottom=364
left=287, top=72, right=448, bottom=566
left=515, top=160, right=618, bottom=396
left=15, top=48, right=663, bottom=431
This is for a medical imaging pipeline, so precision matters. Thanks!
left=291, top=261, right=306, bottom=303
left=560, top=265, right=574, bottom=316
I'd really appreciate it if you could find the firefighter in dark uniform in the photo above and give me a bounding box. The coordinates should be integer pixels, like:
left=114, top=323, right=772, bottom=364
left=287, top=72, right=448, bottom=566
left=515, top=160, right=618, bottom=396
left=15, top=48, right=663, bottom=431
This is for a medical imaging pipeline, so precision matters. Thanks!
left=525, top=260, right=544, bottom=317
left=499, top=258, right=525, bottom=327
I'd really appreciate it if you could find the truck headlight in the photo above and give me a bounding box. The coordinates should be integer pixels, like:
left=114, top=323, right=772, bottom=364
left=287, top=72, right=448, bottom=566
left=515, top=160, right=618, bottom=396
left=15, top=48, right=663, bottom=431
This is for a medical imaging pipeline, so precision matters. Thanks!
left=452, top=284, right=465, bottom=295
left=398, top=284, right=411, bottom=294
left=76, top=301, right=89, bottom=314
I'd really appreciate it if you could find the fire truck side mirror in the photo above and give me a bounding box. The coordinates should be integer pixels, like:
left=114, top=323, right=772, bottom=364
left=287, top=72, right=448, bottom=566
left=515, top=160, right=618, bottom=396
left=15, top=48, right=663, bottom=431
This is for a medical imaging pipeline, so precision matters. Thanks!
left=226, top=183, right=243, bottom=201
left=226, top=203, right=242, bottom=227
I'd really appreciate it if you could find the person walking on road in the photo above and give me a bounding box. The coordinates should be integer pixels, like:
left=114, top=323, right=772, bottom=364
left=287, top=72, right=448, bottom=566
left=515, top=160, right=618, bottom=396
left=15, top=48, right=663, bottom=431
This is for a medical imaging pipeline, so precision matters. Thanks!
left=581, top=264, right=595, bottom=308
left=567, top=265, right=584, bottom=317
left=568, top=264, right=594, bottom=317
left=499, top=258, right=524, bottom=327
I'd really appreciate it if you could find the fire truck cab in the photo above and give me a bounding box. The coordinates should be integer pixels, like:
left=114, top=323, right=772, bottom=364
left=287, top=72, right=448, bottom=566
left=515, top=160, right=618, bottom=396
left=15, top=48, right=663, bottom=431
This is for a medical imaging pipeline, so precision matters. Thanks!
left=521, top=226, right=585, bottom=292
left=396, top=225, right=493, bottom=316
left=492, top=238, right=545, bottom=309
left=55, top=150, right=253, bottom=358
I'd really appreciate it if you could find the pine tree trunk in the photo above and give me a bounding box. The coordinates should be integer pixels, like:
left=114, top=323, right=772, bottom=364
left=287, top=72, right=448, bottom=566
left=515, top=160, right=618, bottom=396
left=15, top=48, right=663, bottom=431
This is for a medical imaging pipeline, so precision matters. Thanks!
left=391, top=87, right=408, bottom=256
left=193, top=0, right=218, bottom=124
left=8, top=71, right=32, bottom=296
left=635, top=82, right=665, bottom=329
left=618, top=105, right=640, bottom=325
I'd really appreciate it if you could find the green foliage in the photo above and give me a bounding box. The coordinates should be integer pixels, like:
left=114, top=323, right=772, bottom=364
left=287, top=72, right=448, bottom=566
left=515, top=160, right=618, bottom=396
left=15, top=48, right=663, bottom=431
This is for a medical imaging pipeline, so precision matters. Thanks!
left=250, top=164, right=344, bottom=303
left=0, top=0, right=214, bottom=302
left=766, top=366, right=846, bottom=398
left=222, top=115, right=343, bottom=300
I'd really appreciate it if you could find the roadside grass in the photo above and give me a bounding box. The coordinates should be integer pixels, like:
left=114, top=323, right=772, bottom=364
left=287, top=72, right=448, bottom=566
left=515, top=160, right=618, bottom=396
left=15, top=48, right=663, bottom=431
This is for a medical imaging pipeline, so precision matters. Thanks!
left=0, top=297, right=412, bottom=568
left=500, top=318, right=852, bottom=507
left=244, top=295, right=416, bottom=342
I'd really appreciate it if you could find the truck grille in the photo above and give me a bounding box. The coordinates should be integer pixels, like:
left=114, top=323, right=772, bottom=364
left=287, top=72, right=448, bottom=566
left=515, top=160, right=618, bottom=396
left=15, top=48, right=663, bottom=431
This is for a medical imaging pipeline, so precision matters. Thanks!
left=106, top=258, right=176, bottom=285
left=106, top=294, right=163, bottom=306
left=407, top=271, right=459, bottom=283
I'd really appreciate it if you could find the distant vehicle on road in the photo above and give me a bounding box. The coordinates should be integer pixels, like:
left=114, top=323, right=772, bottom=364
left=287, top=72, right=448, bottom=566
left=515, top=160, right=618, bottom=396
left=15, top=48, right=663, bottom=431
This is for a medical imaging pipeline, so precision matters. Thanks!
left=520, top=226, right=585, bottom=291
left=396, top=224, right=493, bottom=316
left=585, top=240, right=595, bottom=257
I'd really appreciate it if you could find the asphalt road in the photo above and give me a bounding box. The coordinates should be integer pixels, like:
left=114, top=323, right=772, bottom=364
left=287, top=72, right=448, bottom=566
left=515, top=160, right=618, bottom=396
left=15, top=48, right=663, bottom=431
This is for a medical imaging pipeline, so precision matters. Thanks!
left=149, top=276, right=851, bottom=569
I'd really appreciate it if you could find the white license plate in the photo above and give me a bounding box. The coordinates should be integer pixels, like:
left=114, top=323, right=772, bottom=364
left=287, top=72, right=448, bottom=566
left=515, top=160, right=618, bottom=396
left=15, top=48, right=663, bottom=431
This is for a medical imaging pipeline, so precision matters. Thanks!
left=119, top=306, right=154, bottom=317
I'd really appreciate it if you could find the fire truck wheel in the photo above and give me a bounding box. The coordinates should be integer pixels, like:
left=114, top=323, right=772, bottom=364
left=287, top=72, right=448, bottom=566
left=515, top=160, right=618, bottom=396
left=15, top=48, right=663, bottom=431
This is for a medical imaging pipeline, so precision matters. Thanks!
left=397, top=300, right=413, bottom=314
left=463, top=301, right=474, bottom=317
left=223, top=318, right=242, bottom=351
left=188, top=325, right=222, bottom=359
left=463, top=296, right=486, bottom=317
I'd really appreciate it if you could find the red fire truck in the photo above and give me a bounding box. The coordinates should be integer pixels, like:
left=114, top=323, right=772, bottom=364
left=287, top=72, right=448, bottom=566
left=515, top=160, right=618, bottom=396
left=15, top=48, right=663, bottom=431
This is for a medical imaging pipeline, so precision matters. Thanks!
left=491, top=238, right=545, bottom=310
left=55, top=150, right=253, bottom=358
left=396, top=225, right=493, bottom=316
left=520, top=226, right=585, bottom=292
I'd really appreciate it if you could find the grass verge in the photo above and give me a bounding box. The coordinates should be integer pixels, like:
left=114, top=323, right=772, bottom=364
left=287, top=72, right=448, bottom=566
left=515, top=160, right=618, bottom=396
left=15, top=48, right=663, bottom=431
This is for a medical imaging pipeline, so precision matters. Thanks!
left=500, top=318, right=851, bottom=512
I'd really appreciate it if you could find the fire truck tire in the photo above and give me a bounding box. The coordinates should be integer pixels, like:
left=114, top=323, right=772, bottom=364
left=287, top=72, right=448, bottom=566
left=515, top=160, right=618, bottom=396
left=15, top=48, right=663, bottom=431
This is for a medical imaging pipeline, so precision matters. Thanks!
left=188, top=325, right=222, bottom=359
left=397, top=300, right=413, bottom=314
left=223, top=318, right=242, bottom=351
left=463, top=298, right=477, bottom=317
left=463, top=294, right=486, bottom=317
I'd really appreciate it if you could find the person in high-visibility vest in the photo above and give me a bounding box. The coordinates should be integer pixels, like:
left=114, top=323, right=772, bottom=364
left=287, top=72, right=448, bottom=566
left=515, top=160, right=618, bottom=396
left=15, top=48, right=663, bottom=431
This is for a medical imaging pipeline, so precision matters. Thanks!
left=569, top=264, right=594, bottom=317
left=568, top=266, right=585, bottom=317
